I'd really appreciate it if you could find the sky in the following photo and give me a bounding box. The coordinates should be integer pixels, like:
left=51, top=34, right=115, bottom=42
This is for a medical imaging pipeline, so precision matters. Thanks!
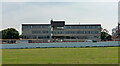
left=1, top=0, right=119, bottom=2
left=1, top=0, right=119, bottom=35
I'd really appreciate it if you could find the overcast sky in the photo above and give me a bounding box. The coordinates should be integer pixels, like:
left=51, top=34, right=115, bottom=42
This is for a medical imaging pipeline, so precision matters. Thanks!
left=1, top=1, right=119, bottom=34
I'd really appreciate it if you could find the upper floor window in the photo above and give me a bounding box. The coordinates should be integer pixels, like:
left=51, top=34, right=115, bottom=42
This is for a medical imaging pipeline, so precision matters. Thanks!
left=64, top=26, right=101, bottom=29
left=22, top=26, right=31, bottom=28
left=32, top=30, right=49, bottom=34
left=23, top=25, right=50, bottom=29
left=64, top=26, right=71, bottom=29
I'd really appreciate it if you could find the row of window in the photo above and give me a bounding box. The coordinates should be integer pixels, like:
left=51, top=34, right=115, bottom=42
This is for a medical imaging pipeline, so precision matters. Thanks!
left=32, top=30, right=100, bottom=34
left=23, top=36, right=100, bottom=39
left=64, top=26, right=101, bottom=29
left=23, top=25, right=50, bottom=29
left=23, top=35, right=49, bottom=39
left=63, top=36, right=100, bottom=39
left=32, top=31, right=49, bottom=34
left=22, top=25, right=100, bottom=29
left=52, top=31, right=100, bottom=34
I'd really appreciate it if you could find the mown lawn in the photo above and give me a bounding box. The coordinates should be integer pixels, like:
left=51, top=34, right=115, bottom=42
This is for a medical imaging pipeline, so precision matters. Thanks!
left=2, top=47, right=118, bottom=64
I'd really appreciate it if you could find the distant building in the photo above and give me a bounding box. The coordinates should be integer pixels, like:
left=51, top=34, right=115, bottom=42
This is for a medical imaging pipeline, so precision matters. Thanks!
left=22, top=19, right=101, bottom=42
left=112, top=23, right=120, bottom=40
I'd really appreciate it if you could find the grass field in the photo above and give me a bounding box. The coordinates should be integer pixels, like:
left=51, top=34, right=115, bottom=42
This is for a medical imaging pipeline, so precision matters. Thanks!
left=2, top=47, right=118, bottom=64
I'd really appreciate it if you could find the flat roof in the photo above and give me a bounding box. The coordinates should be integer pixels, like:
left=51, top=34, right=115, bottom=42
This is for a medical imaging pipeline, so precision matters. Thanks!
left=65, top=24, right=101, bottom=26
left=22, top=24, right=101, bottom=26
left=22, top=24, right=50, bottom=26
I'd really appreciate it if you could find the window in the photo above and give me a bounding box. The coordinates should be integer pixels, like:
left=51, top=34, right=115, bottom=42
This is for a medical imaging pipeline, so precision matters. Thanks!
left=32, top=30, right=49, bottom=34
left=42, top=31, right=48, bottom=33
left=32, top=26, right=41, bottom=28
left=23, top=26, right=31, bottom=29
left=42, top=26, right=50, bottom=28
left=66, top=31, right=70, bottom=34
left=77, top=31, right=79, bottom=34
left=33, top=36, right=37, bottom=39
left=53, top=31, right=56, bottom=34
left=89, top=26, right=92, bottom=28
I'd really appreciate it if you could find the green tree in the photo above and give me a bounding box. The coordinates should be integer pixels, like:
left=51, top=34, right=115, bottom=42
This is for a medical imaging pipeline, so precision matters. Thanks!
left=19, top=35, right=23, bottom=38
left=106, top=34, right=112, bottom=40
left=101, top=28, right=112, bottom=41
left=1, top=28, right=19, bottom=39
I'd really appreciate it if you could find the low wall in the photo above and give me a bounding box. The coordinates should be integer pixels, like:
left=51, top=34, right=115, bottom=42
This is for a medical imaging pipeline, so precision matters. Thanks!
left=0, top=41, right=119, bottom=49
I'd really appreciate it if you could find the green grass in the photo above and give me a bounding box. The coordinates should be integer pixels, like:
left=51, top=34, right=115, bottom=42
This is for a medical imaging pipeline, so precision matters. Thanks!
left=2, top=47, right=118, bottom=64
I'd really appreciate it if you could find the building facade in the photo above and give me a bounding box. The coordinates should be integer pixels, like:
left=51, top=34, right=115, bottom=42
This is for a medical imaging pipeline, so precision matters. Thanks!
left=22, top=19, right=101, bottom=42
left=112, top=23, right=120, bottom=40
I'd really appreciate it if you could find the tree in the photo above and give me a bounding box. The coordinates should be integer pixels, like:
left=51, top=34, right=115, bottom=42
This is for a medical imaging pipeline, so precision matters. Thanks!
left=1, top=28, right=19, bottom=39
left=19, top=35, right=23, bottom=38
left=106, top=35, right=112, bottom=40
left=101, top=28, right=112, bottom=41
left=0, top=31, right=2, bottom=39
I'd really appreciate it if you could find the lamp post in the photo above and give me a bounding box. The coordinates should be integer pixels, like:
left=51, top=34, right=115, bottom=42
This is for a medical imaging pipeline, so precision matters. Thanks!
left=118, top=23, right=120, bottom=41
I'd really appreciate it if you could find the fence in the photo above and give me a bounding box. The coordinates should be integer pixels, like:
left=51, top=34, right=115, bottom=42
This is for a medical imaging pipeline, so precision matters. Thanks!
left=0, top=41, right=119, bottom=49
